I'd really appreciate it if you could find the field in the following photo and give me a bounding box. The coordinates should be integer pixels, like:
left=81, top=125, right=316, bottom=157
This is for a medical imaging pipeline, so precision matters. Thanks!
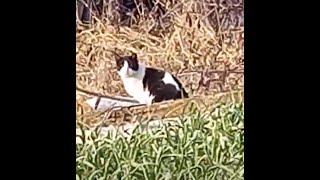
left=76, top=0, right=244, bottom=179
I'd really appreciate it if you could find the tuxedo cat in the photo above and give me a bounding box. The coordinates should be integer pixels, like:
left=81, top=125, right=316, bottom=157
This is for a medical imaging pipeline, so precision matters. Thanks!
left=115, top=52, right=188, bottom=105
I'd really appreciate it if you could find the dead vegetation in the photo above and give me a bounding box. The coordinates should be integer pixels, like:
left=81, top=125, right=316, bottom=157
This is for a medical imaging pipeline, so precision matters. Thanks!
left=76, top=0, right=244, bottom=100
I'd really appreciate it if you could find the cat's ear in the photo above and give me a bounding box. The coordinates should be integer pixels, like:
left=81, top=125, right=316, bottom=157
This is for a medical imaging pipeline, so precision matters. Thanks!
left=131, top=52, right=137, bottom=60
left=109, top=49, right=121, bottom=62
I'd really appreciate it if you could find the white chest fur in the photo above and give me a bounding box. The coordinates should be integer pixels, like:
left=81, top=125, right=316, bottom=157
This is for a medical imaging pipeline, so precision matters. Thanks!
left=121, top=77, right=154, bottom=105
left=118, top=62, right=153, bottom=104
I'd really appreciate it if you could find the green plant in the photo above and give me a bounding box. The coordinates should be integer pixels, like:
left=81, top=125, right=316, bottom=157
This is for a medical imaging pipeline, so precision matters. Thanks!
left=76, top=102, right=244, bottom=180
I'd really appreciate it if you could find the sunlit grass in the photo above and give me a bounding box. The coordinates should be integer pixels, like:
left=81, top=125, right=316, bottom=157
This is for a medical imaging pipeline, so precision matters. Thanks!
left=76, top=102, right=244, bottom=180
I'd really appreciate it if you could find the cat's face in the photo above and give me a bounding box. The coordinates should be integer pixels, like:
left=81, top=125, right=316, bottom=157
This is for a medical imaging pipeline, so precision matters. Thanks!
left=116, top=53, right=139, bottom=78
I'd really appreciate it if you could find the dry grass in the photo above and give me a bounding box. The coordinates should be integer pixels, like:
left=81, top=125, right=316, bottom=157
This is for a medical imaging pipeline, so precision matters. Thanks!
left=76, top=0, right=244, bottom=100
left=76, top=3, right=244, bottom=178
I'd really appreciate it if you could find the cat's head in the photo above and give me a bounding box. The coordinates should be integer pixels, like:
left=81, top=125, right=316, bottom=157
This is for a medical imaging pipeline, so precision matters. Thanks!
left=115, top=52, right=139, bottom=78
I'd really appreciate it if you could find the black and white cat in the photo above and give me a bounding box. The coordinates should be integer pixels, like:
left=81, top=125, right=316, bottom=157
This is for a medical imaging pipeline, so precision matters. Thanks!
left=115, top=52, right=189, bottom=105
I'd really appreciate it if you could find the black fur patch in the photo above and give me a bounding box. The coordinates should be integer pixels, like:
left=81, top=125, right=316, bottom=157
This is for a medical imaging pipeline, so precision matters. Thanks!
left=116, top=53, right=139, bottom=71
left=142, top=68, right=189, bottom=103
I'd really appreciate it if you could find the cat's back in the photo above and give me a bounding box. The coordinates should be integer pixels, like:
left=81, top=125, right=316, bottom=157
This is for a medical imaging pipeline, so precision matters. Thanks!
left=143, top=67, right=167, bottom=86
left=143, top=67, right=187, bottom=95
left=142, top=67, right=188, bottom=103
